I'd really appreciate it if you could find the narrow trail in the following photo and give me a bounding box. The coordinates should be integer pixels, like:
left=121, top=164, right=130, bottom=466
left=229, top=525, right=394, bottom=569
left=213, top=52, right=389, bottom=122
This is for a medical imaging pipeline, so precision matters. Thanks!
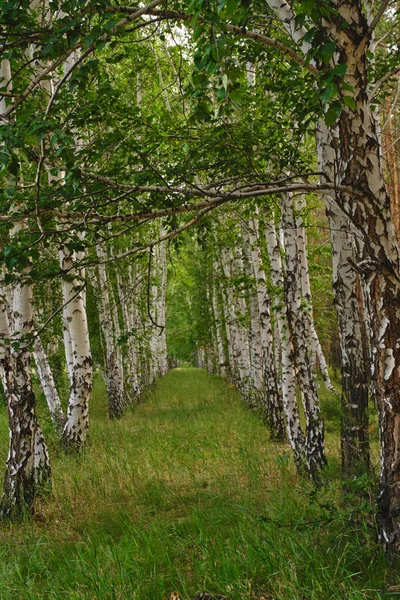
left=77, top=366, right=290, bottom=526
left=0, top=368, right=386, bottom=600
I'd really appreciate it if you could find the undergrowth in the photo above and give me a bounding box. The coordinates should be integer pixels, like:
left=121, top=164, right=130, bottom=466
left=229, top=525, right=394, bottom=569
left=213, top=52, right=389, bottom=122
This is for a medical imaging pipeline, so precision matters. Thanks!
left=0, top=368, right=397, bottom=599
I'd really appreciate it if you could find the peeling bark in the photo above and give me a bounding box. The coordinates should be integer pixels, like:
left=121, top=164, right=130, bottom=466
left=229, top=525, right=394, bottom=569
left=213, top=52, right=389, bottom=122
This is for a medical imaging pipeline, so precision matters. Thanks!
left=281, top=194, right=326, bottom=476
left=321, top=1, right=400, bottom=548
left=245, top=217, right=286, bottom=440
left=95, top=243, right=126, bottom=419
left=60, top=247, right=93, bottom=450
left=33, top=334, right=65, bottom=431
left=219, top=246, right=252, bottom=398
left=295, top=196, right=334, bottom=392
left=0, top=275, right=51, bottom=518
left=265, top=215, right=307, bottom=469
left=317, top=122, right=371, bottom=475
left=241, top=232, right=265, bottom=403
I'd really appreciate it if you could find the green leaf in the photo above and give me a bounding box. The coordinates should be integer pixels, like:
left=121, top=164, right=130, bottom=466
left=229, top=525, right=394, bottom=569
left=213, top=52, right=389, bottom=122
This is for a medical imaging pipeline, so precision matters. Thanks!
left=320, top=85, right=333, bottom=104
left=96, top=40, right=107, bottom=51
left=104, top=18, right=117, bottom=31
left=295, top=13, right=307, bottom=28
left=83, top=33, right=95, bottom=49
left=325, top=108, right=337, bottom=126
left=319, top=41, right=336, bottom=65
left=332, top=63, right=347, bottom=76
left=229, top=89, right=242, bottom=105
left=304, top=27, right=316, bottom=43
left=302, top=0, right=317, bottom=11
left=343, top=95, right=357, bottom=110
left=193, top=25, right=203, bottom=41
left=225, top=0, right=236, bottom=16
left=342, top=81, right=354, bottom=92
left=325, top=100, right=342, bottom=125
left=217, top=87, right=226, bottom=99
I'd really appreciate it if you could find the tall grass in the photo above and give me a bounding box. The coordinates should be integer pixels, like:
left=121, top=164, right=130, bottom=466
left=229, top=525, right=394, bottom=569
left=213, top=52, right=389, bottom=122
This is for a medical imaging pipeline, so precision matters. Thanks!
left=0, top=368, right=397, bottom=599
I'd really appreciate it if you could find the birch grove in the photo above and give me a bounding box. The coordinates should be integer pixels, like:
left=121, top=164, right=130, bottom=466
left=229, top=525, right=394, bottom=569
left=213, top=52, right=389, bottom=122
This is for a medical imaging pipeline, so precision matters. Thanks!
left=1, top=0, right=400, bottom=554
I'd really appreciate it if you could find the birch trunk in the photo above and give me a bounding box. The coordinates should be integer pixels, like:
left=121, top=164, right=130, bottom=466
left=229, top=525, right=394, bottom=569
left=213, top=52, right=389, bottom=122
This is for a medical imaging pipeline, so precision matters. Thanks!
left=213, top=260, right=233, bottom=379
left=205, top=281, right=218, bottom=374
left=241, top=237, right=264, bottom=403
left=211, top=271, right=228, bottom=377
left=119, top=260, right=141, bottom=400
left=0, top=274, right=51, bottom=517
left=233, top=248, right=253, bottom=398
left=383, top=92, right=400, bottom=243
left=33, top=334, right=64, bottom=430
left=218, top=250, right=241, bottom=386
left=282, top=193, right=326, bottom=476
left=245, top=220, right=286, bottom=440
left=219, top=247, right=251, bottom=398
left=60, top=247, right=93, bottom=450
left=319, top=1, right=400, bottom=549
left=265, top=0, right=398, bottom=542
left=95, top=244, right=126, bottom=419
left=295, top=197, right=334, bottom=391
left=317, top=120, right=371, bottom=476
left=0, top=55, right=50, bottom=514
left=265, top=216, right=306, bottom=468
left=157, top=239, right=168, bottom=377
left=268, top=0, right=369, bottom=474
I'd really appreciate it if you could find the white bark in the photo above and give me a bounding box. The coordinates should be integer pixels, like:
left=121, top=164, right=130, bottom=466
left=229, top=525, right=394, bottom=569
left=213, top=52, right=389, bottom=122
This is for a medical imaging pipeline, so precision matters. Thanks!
left=0, top=52, right=51, bottom=512
left=214, top=259, right=234, bottom=379
left=264, top=214, right=306, bottom=468
left=240, top=236, right=264, bottom=398
left=152, top=44, right=171, bottom=112
left=33, top=333, right=64, bottom=429
left=95, top=243, right=126, bottom=419
left=61, top=283, right=75, bottom=388
left=295, top=196, right=334, bottom=391
left=205, top=282, right=218, bottom=373
left=60, top=247, right=92, bottom=449
left=246, top=217, right=286, bottom=440
left=111, top=247, right=141, bottom=400
left=316, top=119, right=370, bottom=474
left=281, top=193, right=326, bottom=476
left=219, top=246, right=251, bottom=396
left=265, top=0, right=311, bottom=55
left=0, top=268, right=51, bottom=516
left=210, top=272, right=227, bottom=377
left=157, top=239, right=168, bottom=376
left=124, top=264, right=142, bottom=398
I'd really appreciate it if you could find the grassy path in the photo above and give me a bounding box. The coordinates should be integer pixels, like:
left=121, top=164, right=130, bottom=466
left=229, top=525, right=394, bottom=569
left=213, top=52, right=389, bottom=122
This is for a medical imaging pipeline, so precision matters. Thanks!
left=0, top=368, right=393, bottom=599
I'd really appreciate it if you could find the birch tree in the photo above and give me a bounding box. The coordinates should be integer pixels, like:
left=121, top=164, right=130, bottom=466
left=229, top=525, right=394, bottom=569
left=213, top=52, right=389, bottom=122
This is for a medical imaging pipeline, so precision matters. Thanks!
left=281, top=193, right=326, bottom=475
left=59, top=245, right=93, bottom=450
left=0, top=57, right=51, bottom=517
left=94, top=243, right=126, bottom=419
left=243, top=216, right=286, bottom=440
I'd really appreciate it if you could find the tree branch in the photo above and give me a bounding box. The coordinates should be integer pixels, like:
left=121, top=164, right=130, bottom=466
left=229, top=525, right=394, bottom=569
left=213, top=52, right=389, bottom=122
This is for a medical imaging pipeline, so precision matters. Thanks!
left=148, top=9, right=319, bottom=76
left=0, top=0, right=166, bottom=120
left=368, top=0, right=393, bottom=34
left=77, top=205, right=217, bottom=269
left=369, top=65, right=400, bottom=100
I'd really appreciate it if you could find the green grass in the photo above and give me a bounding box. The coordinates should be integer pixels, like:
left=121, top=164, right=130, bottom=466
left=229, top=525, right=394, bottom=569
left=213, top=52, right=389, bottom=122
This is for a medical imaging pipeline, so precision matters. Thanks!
left=0, top=368, right=397, bottom=599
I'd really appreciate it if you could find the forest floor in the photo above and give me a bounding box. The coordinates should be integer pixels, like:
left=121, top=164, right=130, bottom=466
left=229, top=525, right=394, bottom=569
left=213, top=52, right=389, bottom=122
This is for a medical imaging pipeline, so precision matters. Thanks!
left=0, top=367, right=398, bottom=599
